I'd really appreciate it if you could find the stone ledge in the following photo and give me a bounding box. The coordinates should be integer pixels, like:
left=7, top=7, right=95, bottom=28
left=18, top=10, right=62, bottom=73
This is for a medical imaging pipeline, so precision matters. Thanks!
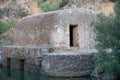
left=41, top=51, right=95, bottom=77
left=0, top=45, right=54, bottom=72
left=1, top=45, right=54, bottom=58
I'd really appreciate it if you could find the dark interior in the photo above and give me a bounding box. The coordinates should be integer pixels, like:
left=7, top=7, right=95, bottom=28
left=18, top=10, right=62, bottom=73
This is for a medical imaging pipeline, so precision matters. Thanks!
left=69, top=24, right=78, bottom=47
left=19, top=59, right=25, bottom=71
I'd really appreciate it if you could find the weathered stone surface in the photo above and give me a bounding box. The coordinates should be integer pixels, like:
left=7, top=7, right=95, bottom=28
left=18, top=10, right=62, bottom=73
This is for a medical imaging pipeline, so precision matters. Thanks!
left=14, top=8, right=98, bottom=51
left=0, top=8, right=98, bottom=76
left=41, top=52, right=95, bottom=77
left=0, top=28, right=16, bottom=45
left=1, top=45, right=96, bottom=76
left=0, top=46, right=53, bottom=73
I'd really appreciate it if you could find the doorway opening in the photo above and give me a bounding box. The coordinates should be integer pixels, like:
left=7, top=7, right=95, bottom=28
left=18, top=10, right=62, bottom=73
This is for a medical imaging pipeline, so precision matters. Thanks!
left=19, top=59, right=25, bottom=71
left=7, top=58, right=11, bottom=69
left=69, top=24, right=79, bottom=47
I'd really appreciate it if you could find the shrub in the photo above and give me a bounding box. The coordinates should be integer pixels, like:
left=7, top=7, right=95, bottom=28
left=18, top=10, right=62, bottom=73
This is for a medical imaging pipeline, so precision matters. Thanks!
left=101, top=0, right=116, bottom=2
left=38, top=1, right=60, bottom=12
left=8, top=18, right=18, bottom=28
left=0, top=8, right=2, bottom=15
left=109, top=0, right=116, bottom=2
left=38, top=0, right=69, bottom=12
left=59, top=0, right=69, bottom=7
left=19, top=10, right=28, bottom=18
left=0, top=19, right=17, bottom=35
left=42, top=0, right=47, bottom=2
left=94, top=0, right=120, bottom=79
left=0, top=21, right=10, bottom=34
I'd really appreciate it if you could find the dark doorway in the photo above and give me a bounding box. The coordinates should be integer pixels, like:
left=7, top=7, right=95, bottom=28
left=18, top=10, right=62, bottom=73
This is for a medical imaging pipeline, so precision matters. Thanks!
left=19, top=59, right=25, bottom=71
left=7, top=58, right=11, bottom=69
left=69, top=24, right=79, bottom=47
left=7, top=58, right=11, bottom=77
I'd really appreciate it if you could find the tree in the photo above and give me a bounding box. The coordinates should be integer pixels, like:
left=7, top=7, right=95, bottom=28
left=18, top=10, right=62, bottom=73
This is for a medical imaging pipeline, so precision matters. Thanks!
left=94, top=0, right=120, bottom=79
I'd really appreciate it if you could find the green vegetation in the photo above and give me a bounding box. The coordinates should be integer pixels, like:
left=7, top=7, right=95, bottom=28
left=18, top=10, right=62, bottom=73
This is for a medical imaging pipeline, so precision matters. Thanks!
left=59, top=0, right=69, bottom=7
left=38, top=1, right=59, bottom=12
left=0, top=21, right=9, bottom=34
left=38, top=0, right=70, bottom=12
left=109, top=0, right=116, bottom=2
left=0, top=19, right=17, bottom=35
left=102, top=0, right=116, bottom=2
left=19, top=10, right=28, bottom=18
left=8, top=18, right=18, bottom=28
left=94, top=0, right=120, bottom=79
left=0, top=8, right=2, bottom=16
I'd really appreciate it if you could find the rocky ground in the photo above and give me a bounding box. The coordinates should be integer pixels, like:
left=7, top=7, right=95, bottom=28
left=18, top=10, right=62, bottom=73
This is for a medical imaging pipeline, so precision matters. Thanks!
left=0, top=0, right=42, bottom=19
left=0, top=0, right=115, bottom=20
left=64, top=0, right=114, bottom=16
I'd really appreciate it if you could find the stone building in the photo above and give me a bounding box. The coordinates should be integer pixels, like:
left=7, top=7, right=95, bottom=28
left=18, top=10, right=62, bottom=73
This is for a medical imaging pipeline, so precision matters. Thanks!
left=1, top=8, right=98, bottom=77
left=14, top=8, right=98, bottom=51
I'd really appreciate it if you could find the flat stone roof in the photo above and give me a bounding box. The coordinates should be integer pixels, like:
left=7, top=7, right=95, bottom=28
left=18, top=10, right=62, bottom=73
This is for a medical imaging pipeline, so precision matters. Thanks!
left=21, top=8, right=98, bottom=20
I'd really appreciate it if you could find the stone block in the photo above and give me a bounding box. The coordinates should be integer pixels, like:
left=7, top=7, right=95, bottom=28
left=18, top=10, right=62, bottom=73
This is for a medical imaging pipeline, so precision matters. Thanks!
left=41, top=52, right=95, bottom=77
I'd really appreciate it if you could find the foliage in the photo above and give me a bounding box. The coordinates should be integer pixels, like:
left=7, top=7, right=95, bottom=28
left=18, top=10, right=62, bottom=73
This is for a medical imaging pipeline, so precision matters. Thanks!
left=38, top=0, right=69, bottom=12
left=109, top=0, right=116, bottom=2
left=0, top=21, right=10, bottom=34
left=94, top=0, right=120, bottom=79
left=59, top=0, right=69, bottom=8
left=42, top=0, right=47, bottom=2
left=0, top=19, right=17, bottom=35
left=0, top=8, right=2, bottom=16
left=8, top=18, right=18, bottom=28
left=38, top=1, right=59, bottom=12
left=114, top=0, right=120, bottom=16
left=19, top=10, right=28, bottom=18
left=102, top=0, right=116, bottom=2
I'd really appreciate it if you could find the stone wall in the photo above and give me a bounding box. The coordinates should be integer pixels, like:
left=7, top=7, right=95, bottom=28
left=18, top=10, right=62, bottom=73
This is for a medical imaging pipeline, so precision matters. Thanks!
left=14, top=8, right=98, bottom=51
left=41, top=52, right=95, bottom=77
left=0, top=45, right=96, bottom=76
left=1, top=46, right=95, bottom=77
left=0, top=8, right=98, bottom=77
left=1, top=46, right=54, bottom=73
left=14, top=13, right=58, bottom=46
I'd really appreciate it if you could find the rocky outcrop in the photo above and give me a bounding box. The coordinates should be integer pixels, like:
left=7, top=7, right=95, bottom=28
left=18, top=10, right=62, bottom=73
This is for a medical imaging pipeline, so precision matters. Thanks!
left=64, top=0, right=114, bottom=16
left=0, top=0, right=42, bottom=19
left=0, top=0, right=114, bottom=20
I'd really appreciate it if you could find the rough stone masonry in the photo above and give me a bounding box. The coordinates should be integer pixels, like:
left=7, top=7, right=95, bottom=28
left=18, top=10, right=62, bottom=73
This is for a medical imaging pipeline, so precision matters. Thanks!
left=41, top=52, right=95, bottom=77
left=1, top=8, right=98, bottom=77
left=14, top=8, right=98, bottom=51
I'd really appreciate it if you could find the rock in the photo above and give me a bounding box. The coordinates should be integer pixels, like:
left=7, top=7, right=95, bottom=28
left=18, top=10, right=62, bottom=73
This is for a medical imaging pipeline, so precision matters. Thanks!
left=0, top=0, right=42, bottom=19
